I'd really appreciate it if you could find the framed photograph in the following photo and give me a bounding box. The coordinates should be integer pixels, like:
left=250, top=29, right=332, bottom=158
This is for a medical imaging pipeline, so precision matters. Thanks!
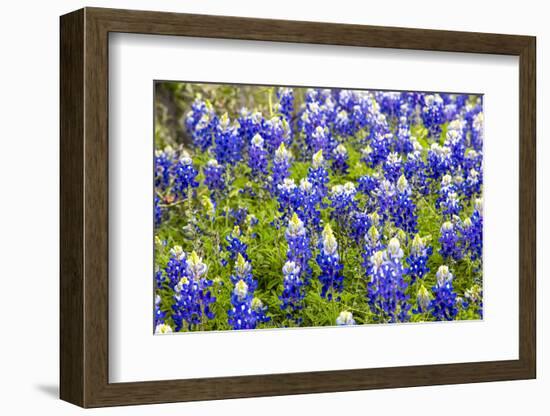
left=60, top=7, right=536, bottom=408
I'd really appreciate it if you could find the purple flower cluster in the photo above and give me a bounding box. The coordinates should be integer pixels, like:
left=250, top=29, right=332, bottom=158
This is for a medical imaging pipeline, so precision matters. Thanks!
left=168, top=250, right=216, bottom=331
left=203, top=158, right=226, bottom=196
left=172, top=153, right=199, bottom=200
left=406, top=234, right=432, bottom=282
left=285, top=213, right=312, bottom=283
left=228, top=254, right=269, bottom=330
left=428, top=265, right=459, bottom=321
left=316, top=224, right=345, bottom=300
left=279, top=261, right=306, bottom=323
left=366, top=238, right=411, bottom=323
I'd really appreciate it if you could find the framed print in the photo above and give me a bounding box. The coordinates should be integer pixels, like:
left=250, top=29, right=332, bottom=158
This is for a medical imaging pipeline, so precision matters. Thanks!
left=60, top=7, right=536, bottom=408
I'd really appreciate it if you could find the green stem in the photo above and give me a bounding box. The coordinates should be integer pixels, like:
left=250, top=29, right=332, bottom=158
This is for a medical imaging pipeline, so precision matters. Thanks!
left=267, top=87, right=274, bottom=117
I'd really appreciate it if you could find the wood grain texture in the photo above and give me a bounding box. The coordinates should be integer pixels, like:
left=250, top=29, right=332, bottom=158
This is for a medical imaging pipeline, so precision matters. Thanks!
left=59, top=8, right=84, bottom=407
left=518, top=38, right=537, bottom=376
left=59, top=7, right=537, bottom=408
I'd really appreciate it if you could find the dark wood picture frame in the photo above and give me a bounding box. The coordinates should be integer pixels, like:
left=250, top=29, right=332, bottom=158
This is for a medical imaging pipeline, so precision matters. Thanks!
left=60, top=7, right=536, bottom=408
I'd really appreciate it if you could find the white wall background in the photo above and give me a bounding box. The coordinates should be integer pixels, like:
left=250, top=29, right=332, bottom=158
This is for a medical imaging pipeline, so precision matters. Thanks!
left=0, top=0, right=546, bottom=414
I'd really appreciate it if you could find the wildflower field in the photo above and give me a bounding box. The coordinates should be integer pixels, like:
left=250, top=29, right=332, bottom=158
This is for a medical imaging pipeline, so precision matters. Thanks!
left=154, top=82, right=484, bottom=334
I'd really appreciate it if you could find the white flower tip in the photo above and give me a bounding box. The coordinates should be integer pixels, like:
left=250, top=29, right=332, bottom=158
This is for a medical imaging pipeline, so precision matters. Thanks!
left=336, top=311, right=355, bottom=326
left=155, top=323, right=173, bottom=335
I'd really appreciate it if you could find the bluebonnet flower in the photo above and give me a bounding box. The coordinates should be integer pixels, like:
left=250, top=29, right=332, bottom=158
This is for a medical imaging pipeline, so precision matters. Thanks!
left=357, top=174, right=379, bottom=197
left=228, top=279, right=254, bottom=329
left=296, top=178, right=322, bottom=231
left=322, top=95, right=339, bottom=125
left=203, top=159, right=225, bottom=195
left=307, top=150, right=329, bottom=202
left=464, top=168, right=482, bottom=198
left=463, top=101, right=482, bottom=137
left=264, top=116, right=291, bottom=154
left=228, top=254, right=269, bottom=330
left=192, top=113, right=218, bottom=152
left=464, top=284, right=483, bottom=318
left=286, top=213, right=312, bottom=284
left=406, top=234, right=433, bottom=282
left=372, top=112, right=392, bottom=138
left=427, top=143, right=453, bottom=180
left=403, top=139, right=429, bottom=195
left=441, top=94, right=466, bottom=117
left=225, top=226, right=249, bottom=262
left=330, top=182, right=357, bottom=229
left=332, top=144, right=349, bottom=174
left=349, top=210, right=372, bottom=243
left=154, top=294, right=167, bottom=328
left=298, top=101, right=331, bottom=158
left=463, top=149, right=483, bottom=176
left=384, top=152, right=403, bottom=183
left=362, top=224, right=383, bottom=276
left=421, top=94, right=445, bottom=138
left=271, top=142, right=292, bottom=194
left=238, top=109, right=265, bottom=144
left=471, top=112, right=484, bottom=151
left=451, top=170, right=465, bottom=197
left=377, top=91, right=403, bottom=120
left=454, top=94, right=469, bottom=112
left=154, top=196, right=163, bottom=227
left=402, top=92, right=423, bottom=120
left=316, top=224, right=345, bottom=300
left=185, top=98, right=217, bottom=151
left=154, top=146, right=175, bottom=190
left=248, top=133, right=269, bottom=177
left=214, top=113, right=244, bottom=165
left=155, top=268, right=165, bottom=290
left=394, top=117, right=414, bottom=154
left=338, top=89, right=359, bottom=111
left=155, top=322, right=173, bottom=334
left=185, top=97, right=208, bottom=132
left=171, top=251, right=216, bottom=331
left=391, top=175, right=417, bottom=233
left=366, top=239, right=411, bottom=323
left=164, top=245, right=188, bottom=289
left=310, top=125, right=333, bottom=156
left=230, top=207, right=248, bottom=226
left=276, top=87, right=294, bottom=124
left=227, top=282, right=270, bottom=330
left=374, top=179, right=396, bottom=224
left=360, top=145, right=373, bottom=166
left=353, top=96, right=374, bottom=130
left=277, top=178, right=299, bottom=221
left=368, top=211, right=381, bottom=230
left=439, top=221, right=462, bottom=261
left=334, top=109, right=354, bottom=137
left=441, top=191, right=461, bottom=218
left=444, top=128, right=466, bottom=169
left=436, top=174, right=455, bottom=209
left=429, top=265, right=459, bottom=321
left=448, top=118, right=467, bottom=143
left=246, top=213, right=259, bottom=228
left=443, top=102, right=458, bottom=122
left=172, top=153, right=199, bottom=200
left=336, top=311, right=356, bottom=326
left=229, top=253, right=257, bottom=292
left=462, top=198, right=483, bottom=261
left=413, top=284, right=432, bottom=314
left=279, top=261, right=306, bottom=323
left=367, top=132, right=391, bottom=167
